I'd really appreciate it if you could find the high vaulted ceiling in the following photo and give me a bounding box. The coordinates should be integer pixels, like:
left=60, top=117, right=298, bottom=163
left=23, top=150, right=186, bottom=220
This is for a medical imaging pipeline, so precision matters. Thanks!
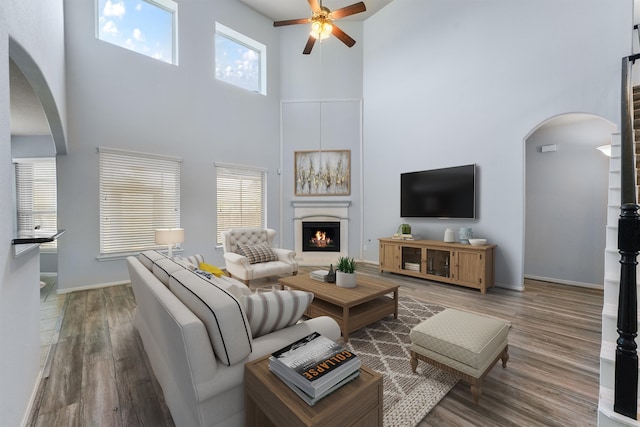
left=8, top=1, right=638, bottom=136
left=237, top=0, right=394, bottom=22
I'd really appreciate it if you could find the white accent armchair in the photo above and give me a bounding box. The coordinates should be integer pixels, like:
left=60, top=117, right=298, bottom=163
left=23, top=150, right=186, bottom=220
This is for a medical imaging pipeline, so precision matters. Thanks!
left=221, top=228, right=298, bottom=285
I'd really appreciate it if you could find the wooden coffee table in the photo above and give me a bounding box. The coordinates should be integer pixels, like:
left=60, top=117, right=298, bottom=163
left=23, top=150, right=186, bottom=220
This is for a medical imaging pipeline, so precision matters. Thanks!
left=245, top=355, right=383, bottom=426
left=278, top=273, right=399, bottom=342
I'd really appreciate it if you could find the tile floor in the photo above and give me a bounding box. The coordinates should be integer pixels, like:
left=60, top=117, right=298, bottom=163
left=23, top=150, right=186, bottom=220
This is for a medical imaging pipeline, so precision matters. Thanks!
left=39, top=276, right=66, bottom=368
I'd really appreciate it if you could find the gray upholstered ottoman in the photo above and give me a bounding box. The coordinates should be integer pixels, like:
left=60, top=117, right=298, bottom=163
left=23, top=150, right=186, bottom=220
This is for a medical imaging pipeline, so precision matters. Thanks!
left=409, top=308, right=510, bottom=404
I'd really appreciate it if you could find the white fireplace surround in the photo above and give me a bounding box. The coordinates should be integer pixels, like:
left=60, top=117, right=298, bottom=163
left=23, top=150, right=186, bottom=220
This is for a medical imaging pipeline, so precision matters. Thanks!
left=292, top=201, right=350, bottom=266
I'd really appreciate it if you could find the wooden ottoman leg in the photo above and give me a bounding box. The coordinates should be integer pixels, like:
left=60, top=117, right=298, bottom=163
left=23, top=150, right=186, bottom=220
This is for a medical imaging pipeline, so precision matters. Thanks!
left=501, top=345, right=509, bottom=368
left=410, top=350, right=418, bottom=373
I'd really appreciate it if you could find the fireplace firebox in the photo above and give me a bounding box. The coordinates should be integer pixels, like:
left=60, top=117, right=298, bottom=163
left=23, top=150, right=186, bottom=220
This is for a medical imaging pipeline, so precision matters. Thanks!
left=302, top=221, right=341, bottom=252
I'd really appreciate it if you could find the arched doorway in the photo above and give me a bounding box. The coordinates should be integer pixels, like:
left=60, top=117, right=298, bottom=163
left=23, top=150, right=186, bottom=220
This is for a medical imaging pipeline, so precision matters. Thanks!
left=523, top=113, right=616, bottom=289
left=9, top=44, right=65, bottom=371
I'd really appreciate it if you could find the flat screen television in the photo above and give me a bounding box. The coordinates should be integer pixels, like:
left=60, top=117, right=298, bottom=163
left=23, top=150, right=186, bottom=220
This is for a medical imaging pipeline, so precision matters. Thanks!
left=401, top=164, right=476, bottom=219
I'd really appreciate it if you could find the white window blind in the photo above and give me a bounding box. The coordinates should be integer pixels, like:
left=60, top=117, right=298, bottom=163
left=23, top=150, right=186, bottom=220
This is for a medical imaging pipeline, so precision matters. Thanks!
left=99, top=147, right=181, bottom=255
left=216, top=164, right=266, bottom=245
left=15, top=158, right=58, bottom=250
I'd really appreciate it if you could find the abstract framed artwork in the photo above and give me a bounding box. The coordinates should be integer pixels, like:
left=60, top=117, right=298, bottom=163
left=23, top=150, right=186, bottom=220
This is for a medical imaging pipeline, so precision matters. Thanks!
left=294, top=150, right=350, bottom=196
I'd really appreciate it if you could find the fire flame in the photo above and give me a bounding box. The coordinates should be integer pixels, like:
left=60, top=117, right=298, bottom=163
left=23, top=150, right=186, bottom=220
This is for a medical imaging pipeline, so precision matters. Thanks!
left=311, top=230, right=331, bottom=247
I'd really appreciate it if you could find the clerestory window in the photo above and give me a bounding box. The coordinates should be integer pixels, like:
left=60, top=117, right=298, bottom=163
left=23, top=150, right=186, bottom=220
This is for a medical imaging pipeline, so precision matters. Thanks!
left=215, top=22, right=266, bottom=95
left=96, top=0, right=178, bottom=64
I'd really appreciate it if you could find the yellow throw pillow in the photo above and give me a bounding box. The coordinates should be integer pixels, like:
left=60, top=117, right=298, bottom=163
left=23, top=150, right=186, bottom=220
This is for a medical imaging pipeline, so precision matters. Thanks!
left=199, top=262, right=225, bottom=278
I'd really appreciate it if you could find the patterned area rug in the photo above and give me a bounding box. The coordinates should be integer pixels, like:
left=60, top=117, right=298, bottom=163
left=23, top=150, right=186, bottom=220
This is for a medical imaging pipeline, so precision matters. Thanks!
left=343, top=295, right=459, bottom=427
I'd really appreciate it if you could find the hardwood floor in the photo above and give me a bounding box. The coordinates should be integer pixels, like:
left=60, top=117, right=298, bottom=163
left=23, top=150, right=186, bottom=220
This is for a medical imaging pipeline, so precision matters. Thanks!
left=28, top=265, right=603, bottom=426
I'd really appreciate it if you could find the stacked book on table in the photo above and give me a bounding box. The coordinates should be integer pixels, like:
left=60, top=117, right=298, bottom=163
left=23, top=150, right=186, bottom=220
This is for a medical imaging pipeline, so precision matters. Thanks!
left=269, top=332, right=361, bottom=406
left=309, top=270, right=329, bottom=282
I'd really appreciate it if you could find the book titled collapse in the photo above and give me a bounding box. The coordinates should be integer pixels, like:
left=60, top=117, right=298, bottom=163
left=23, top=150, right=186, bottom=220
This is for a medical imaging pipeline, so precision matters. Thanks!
left=300, top=349, right=355, bottom=380
left=271, top=332, right=359, bottom=382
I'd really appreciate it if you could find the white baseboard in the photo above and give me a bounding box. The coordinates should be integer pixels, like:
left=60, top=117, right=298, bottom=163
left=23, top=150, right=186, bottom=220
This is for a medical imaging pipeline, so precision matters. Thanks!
left=21, top=370, right=43, bottom=427
left=524, top=274, right=604, bottom=290
left=56, top=280, right=131, bottom=294
left=496, top=282, right=525, bottom=291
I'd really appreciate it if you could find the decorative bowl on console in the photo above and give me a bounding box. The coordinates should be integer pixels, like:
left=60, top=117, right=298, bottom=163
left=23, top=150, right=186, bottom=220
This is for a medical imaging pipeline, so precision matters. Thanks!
left=468, top=238, right=487, bottom=246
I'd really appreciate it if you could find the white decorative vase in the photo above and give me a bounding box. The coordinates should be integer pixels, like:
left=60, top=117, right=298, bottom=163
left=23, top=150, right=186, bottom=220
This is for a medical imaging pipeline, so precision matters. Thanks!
left=443, top=228, right=455, bottom=242
left=336, top=271, right=357, bottom=288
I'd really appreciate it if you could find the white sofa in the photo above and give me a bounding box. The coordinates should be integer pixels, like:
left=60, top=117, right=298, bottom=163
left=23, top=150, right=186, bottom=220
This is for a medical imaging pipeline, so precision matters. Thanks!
left=221, top=228, right=298, bottom=285
left=127, top=250, right=340, bottom=427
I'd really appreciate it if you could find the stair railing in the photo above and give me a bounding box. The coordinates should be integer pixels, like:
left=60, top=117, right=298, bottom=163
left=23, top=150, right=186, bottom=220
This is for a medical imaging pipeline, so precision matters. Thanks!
left=615, top=54, right=640, bottom=420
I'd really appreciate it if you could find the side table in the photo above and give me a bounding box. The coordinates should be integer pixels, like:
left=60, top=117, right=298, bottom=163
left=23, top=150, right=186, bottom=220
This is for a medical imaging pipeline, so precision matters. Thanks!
left=245, top=355, right=382, bottom=427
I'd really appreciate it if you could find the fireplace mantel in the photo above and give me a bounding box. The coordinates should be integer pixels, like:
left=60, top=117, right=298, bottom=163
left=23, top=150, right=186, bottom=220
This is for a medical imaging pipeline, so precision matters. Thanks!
left=291, top=200, right=351, bottom=209
left=292, top=201, right=350, bottom=266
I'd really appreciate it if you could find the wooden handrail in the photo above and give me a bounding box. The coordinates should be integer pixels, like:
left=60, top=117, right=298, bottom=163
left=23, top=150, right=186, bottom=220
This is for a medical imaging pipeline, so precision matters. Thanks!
left=614, top=56, right=639, bottom=420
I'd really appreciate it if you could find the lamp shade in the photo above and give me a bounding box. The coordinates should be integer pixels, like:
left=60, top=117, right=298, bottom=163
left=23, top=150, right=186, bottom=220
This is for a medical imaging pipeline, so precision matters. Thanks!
left=155, top=228, right=185, bottom=245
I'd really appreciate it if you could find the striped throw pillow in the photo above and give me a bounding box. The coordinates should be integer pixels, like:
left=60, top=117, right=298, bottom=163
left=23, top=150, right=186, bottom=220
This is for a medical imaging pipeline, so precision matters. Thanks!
left=174, top=254, right=205, bottom=270
left=241, top=290, right=313, bottom=338
left=237, top=243, right=278, bottom=264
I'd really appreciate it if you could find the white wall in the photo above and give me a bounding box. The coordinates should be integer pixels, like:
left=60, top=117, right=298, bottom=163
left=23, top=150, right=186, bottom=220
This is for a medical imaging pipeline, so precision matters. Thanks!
left=362, top=0, right=632, bottom=289
left=59, top=0, right=281, bottom=290
left=0, top=1, right=66, bottom=425
left=525, top=117, right=615, bottom=287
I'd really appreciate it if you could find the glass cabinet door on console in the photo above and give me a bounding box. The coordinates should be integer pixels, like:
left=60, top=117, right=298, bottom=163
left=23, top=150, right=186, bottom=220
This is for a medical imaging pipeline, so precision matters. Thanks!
left=425, top=248, right=450, bottom=278
left=400, top=246, right=423, bottom=273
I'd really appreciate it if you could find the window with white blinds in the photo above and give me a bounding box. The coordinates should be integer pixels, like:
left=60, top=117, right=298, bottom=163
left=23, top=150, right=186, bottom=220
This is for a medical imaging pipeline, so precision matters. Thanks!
left=99, top=147, right=181, bottom=256
left=216, top=163, right=266, bottom=245
left=15, top=158, right=58, bottom=250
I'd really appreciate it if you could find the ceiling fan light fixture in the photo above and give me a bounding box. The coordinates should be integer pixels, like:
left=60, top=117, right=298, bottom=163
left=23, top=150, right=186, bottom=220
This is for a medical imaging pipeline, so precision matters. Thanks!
left=273, top=1, right=366, bottom=54
left=310, top=20, right=333, bottom=40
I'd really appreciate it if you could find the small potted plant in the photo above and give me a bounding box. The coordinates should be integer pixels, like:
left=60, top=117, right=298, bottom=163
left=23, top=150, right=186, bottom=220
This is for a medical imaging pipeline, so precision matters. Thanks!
left=336, top=256, right=357, bottom=288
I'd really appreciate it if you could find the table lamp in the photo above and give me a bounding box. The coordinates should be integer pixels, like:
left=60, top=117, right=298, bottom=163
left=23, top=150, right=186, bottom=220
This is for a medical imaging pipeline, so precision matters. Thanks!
left=155, top=228, right=184, bottom=257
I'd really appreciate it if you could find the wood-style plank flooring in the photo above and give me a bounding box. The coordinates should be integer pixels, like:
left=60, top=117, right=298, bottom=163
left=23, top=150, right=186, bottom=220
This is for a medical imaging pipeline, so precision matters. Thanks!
left=28, top=264, right=603, bottom=426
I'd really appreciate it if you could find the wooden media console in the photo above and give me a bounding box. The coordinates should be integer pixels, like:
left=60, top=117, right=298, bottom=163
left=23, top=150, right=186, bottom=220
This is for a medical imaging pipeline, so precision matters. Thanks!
left=378, top=238, right=496, bottom=294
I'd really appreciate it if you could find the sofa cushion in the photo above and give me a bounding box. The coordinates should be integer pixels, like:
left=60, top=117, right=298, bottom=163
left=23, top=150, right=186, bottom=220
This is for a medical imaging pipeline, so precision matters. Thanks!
left=173, top=257, right=195, bottom=270
left=241, top=290, right=313, bottom=338
left=169, top=269, right=252, bottom=366
left=194, top=270, right=252, bottom=300
left=139, top=250, right=168, bottom=271
left=237, top=243, right=278, bottom=264
left=152, top=257, right=188, bottom=287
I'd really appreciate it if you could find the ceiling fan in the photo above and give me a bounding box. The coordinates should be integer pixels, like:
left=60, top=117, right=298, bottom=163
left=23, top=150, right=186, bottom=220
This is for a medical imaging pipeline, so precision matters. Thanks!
left=273, top=0, right=367, bottom=55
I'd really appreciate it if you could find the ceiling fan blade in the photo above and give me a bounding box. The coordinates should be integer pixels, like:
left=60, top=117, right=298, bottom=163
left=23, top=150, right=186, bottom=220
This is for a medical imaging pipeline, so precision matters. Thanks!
left=330, top=2, right=366, bottom=20
left=331, top=25, right=356, bottom=47
left=303, top=36, right=316, bottom=55
left=274, top=18, right=310, bottom=27
left=308, top=0, right=322, bottom=13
